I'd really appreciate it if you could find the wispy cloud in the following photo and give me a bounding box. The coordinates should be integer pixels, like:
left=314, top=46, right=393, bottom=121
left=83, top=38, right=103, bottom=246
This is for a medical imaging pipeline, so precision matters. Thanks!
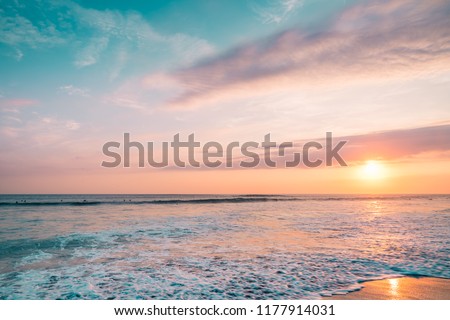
left=167, top=33, right=216, bottom=66
left=0, top=9, right=66, bottom=48
left=339, top=124, right=450, bottom=163
left=12, top=48, right=24, bottom=61
left=141, top=0, right=450, bottom=110
left=0, top=0, right=215, bottom=75
left=69, top=2, right=215, bottom=69
left=251, top=0, right=304, bottom=24
left=105, top=96, right=147, bottom=111
left=59, top=85, right=90, bottom=97
left=0, top=98, right=38, bottom=112
left=65, top=120, right=81, bottom=130
left=109, top=45, right=128, bottom=81
left=269, top=124, right=450, bottom=169
left=0, top=126, right=20, bottom=138
left=1, top=114, right=82, bottom=148
left=2, top=115, right=22, bottom=124
left=74, top=36, right=109, bottom=68
left=160, top=124, right=450, bottom=170
left=105, top=73, right=184, bottom=111
left=39, top=116, right=80, bottom=130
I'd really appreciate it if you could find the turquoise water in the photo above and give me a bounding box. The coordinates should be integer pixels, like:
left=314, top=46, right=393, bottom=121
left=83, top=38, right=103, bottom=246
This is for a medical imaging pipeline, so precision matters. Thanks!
left=0, top=194, right=449, bottom=299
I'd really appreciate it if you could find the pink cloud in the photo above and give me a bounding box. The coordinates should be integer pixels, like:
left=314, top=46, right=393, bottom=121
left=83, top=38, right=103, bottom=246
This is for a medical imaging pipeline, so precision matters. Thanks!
left=0, top=98, right=39, bottom=109
left=138, top=0, right=450, bottom=110
left=338, top=124, right=450, bottom=163
left=273, top=124, right=450, bottom=168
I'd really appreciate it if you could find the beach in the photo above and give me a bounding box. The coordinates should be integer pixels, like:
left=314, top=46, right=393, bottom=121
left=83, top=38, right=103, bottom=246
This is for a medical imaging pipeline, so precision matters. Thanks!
left=324, top=276, right=450, bottom=300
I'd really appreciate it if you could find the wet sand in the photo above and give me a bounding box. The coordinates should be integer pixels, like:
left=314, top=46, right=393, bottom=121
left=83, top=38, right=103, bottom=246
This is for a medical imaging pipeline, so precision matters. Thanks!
left=324, top=276, right=450, bottom=300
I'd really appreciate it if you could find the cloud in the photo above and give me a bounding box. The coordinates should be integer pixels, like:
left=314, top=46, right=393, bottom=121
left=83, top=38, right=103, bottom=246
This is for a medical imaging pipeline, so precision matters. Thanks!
left=0, top=0, right=215, bottom=75
left=6, top=115, right=21, bottom=122
left=251, top=0, right=304, bottom=24
left=0, top=8, right=66, bottom=48
left=109, top=45, right=128, bottom=81
left=74, top=36, right=109, bottom=68
left=38, top=116, right=80, bottom=131
left=104, top=73, right=184, bottom=111
left=68, top=2, right=215, bottom=69
left=0, top=114, right=82, bottom=149
left=162, top=124, right=450, bottom=170
left=0, top=126, right=20, bottom=138
left=68, top=1, right=214, bottom=70
left=41, top=117, right=55, bottom=124
left=142, top=0, right=450, bottom=110
left=13, top=48, right=23, bottom=61
left=267, top=124, right=450, bottom=168
left=59, top=85, right=90, bottom=97
left=105, top=96, right=147, bottom=111
left=0, top=111, right=93, bottom=178
left=65, top=121, right=81, bottom=130
left=67, top=5, right=159, bottom=69
left=338, top=124, right=450, bottom=163
left=167, top=33, right=215, bottom=66
left=0, top=98, right=38, bottom=110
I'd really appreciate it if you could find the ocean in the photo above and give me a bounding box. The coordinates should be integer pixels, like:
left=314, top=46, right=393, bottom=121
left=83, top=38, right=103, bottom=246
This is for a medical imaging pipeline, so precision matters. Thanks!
left=0, top=194, right=449, bottom=299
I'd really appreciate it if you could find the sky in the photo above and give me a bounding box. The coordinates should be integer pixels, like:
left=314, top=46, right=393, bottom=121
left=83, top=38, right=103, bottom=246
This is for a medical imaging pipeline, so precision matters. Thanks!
left=0, top=0, right=449, bottom=194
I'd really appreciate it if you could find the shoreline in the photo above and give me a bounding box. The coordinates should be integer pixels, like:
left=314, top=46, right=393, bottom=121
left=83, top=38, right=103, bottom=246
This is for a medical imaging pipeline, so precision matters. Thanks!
left=323, top=276, right=450, bottom=300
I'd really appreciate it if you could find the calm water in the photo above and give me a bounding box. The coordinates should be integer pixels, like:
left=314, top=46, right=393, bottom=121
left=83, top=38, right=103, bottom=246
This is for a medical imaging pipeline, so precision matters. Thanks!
left=0, top=194, right=449, bottom=299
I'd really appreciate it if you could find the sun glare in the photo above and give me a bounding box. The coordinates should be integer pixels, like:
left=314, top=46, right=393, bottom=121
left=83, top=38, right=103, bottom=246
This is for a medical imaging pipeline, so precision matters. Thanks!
left=361, top=160, right=385, bottom=180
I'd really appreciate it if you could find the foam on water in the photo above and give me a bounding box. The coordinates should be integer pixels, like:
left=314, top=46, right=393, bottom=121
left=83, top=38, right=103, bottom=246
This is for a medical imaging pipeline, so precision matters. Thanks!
left=0, top=194, right=449, bottom=299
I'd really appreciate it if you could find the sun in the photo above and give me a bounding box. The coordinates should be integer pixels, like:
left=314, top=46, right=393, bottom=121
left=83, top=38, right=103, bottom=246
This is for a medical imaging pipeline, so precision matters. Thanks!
left=361, top=160, right=385, bottom=180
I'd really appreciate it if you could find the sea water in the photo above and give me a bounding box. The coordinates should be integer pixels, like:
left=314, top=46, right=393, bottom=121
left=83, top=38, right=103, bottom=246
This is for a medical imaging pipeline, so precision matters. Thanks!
left=0, top=194, right=449, bottom=299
